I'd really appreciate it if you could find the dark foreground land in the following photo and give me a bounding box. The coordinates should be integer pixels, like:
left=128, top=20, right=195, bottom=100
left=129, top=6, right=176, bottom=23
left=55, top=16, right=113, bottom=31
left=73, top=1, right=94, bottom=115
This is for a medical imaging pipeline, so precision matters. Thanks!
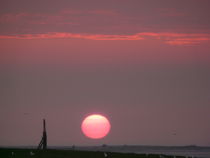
left=0, top=148, right=192, bottom=158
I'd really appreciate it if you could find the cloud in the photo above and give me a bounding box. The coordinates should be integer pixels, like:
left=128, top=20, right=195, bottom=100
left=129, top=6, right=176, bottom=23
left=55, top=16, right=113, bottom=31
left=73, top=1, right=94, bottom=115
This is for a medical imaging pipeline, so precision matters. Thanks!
left=1, top=1, right=210, bottom=37
left=165, top=37, right=210, bottom=45
left=139, top=32, right=210, bottom=45
left=0, top=13, right=29, bottom=23
left=0, top=33, right=143, bottom=40
left=1, top=7, right=209, bottom=35
left=0, top=9, right=119, bottom=25
left=0, top=32, right=209, bottom=46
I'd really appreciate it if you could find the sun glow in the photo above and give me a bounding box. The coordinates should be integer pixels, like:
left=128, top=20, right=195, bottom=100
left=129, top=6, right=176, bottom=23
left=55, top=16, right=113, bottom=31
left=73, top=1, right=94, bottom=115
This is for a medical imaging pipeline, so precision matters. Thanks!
left=81, top=114, right=111, bottom=139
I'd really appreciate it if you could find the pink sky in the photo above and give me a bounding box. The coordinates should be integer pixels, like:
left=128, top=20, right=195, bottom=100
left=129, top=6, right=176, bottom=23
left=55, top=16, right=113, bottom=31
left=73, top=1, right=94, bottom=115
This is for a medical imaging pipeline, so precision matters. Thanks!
left=0, top=0, right=210, bottom=146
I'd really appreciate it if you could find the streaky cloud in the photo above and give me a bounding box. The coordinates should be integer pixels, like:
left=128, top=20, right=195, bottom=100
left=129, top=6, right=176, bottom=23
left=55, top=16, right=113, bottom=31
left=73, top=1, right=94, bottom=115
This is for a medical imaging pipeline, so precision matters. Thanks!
left=0, top=32, right=210, bottom=46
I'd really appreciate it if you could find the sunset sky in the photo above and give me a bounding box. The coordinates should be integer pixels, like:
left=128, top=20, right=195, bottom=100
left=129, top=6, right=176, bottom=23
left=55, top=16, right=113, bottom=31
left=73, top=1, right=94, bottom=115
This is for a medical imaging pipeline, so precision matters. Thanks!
left=1, top=0, right=210, bottom=146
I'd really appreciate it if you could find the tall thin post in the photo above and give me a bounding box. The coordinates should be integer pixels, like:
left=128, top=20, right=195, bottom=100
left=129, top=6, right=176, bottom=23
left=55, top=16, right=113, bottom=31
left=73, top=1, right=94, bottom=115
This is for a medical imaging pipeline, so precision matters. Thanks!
left=37, top=119, right=47, bottom=150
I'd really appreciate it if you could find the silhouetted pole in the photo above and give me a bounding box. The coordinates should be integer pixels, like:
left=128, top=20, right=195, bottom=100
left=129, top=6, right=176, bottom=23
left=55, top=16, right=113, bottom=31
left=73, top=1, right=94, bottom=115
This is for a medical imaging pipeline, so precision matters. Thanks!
left=37, top=119, right=47, bottom=150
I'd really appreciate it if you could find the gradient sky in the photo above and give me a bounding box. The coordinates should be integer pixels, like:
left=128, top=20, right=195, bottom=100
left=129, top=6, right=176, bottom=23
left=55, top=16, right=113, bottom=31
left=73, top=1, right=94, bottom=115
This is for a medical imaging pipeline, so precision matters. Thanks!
left=1, top=0, right=210, bottom=146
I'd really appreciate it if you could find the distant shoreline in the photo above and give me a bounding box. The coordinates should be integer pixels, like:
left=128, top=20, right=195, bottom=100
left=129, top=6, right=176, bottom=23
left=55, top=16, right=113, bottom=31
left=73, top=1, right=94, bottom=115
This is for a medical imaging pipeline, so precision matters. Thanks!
left=1, top=145, right=210, bottom=148
left=0, top=148, right=192, bottom=158
left=1, top=145, right=210, bottom=158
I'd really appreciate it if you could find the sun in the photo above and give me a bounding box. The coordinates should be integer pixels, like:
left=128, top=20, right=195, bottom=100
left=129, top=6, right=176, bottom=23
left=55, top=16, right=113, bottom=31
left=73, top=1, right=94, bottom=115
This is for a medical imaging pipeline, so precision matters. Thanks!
left=81, top=114, right=111, bottom=139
